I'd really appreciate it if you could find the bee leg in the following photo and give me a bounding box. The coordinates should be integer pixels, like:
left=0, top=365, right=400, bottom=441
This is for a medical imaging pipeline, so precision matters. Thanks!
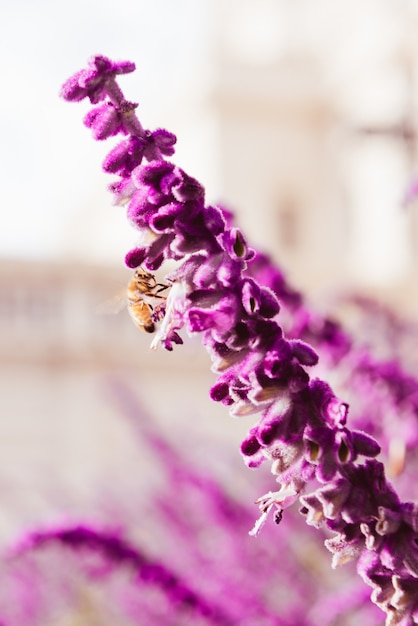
left=154, top=283, right=169, bottom=297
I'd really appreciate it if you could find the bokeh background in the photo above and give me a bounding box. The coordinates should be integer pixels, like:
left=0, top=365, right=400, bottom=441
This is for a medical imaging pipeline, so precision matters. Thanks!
left=2, top=0, right=418, bottom=287
left=1, top=1, right=418, bottom=621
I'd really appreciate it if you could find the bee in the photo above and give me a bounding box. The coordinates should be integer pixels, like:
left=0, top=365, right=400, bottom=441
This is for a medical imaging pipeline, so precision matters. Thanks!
left=127, top=267, right=169, bottom=333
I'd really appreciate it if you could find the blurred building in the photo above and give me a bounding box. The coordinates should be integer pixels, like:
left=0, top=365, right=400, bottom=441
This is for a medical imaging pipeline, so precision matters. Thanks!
left=47, top=1, right=418, bottom=298
left=208, top=0, right=418, bottom=297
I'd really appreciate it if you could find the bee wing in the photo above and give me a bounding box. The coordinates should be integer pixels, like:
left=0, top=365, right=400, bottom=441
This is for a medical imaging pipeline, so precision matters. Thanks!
left=95, top=291, right=127, bottom=316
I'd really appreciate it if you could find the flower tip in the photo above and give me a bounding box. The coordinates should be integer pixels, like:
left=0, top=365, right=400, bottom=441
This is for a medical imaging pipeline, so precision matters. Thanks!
left=240, top=435, right=261, bottom=456
left=88, top=54, right=136, bottom=76
left=290, top=340, right=319, bottom=366
left=125, top=247, right=147, bottom=268
left=60, top=73, right=86, bottom=102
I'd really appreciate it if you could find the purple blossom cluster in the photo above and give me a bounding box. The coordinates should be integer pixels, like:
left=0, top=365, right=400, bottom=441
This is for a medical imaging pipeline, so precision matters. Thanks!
left=60, top=55, right=418, bottom=624
left=0, top=379, right=383, bottom=625
left=11, top=525, right=236, bottom=626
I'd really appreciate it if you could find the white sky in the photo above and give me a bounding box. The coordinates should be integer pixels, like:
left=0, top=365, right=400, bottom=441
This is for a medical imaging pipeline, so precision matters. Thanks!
left=0, top=0, right=212, bottom=264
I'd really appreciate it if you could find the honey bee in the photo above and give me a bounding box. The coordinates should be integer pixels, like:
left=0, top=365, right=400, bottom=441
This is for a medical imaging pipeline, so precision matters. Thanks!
left=127, top=267, right=169, bottom=333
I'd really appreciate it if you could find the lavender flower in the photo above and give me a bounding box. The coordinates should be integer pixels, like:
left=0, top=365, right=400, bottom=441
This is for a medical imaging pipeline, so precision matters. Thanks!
left=61, top=55, right=418, bottom=625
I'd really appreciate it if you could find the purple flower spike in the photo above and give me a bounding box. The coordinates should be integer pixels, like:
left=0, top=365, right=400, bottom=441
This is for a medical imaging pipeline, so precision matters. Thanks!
left=62, top=56, right=418, bottom=626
